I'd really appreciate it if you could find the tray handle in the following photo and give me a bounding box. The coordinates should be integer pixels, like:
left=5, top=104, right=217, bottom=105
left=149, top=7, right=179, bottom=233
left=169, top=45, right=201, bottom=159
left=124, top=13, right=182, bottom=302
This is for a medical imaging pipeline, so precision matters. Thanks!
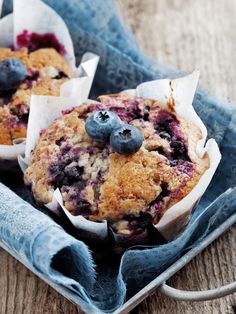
left=159, top=280, right=236, bottom=301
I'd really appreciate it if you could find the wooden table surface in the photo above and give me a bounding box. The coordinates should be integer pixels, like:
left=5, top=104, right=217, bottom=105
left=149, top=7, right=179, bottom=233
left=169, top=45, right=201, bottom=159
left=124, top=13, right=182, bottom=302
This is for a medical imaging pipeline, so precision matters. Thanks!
left=1, top=0, right=236, bottom=313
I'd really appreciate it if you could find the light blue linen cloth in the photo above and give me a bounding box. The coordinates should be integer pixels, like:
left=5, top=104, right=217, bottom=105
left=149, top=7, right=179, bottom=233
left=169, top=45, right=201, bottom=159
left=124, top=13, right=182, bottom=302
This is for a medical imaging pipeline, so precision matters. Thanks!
left=1, top=1, right=236, bottom=312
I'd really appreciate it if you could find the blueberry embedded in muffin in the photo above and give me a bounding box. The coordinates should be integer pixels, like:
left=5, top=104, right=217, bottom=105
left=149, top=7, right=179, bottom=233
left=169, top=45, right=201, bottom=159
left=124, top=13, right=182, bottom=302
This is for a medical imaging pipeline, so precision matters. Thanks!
left=24, top=94, right=209, bottom=238
left=0, top=47, right=72, bottom=145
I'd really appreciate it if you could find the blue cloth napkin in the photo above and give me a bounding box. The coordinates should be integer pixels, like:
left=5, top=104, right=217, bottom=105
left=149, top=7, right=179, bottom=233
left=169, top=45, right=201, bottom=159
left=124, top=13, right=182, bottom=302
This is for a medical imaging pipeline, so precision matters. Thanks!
left=1, top=1, right=236, bottom=313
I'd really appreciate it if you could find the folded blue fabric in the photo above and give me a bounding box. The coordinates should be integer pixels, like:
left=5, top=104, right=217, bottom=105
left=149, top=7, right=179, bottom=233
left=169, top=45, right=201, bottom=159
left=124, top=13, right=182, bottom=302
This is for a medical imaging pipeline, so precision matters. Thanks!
left=1, top=1, right=236, bottom=313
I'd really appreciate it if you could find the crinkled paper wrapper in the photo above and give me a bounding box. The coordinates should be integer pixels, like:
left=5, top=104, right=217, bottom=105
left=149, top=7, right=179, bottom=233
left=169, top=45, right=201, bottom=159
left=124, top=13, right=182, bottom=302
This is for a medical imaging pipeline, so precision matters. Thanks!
left=0, top=0, right=99, bottom=161
left=19, top=71, right=221, bottom=241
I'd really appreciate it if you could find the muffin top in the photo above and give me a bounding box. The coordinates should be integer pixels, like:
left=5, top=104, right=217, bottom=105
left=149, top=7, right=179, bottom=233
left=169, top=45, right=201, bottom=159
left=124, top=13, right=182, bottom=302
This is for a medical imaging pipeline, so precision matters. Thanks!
left=0, top=47, right=72, bottom=145
left=24, top=94, right=209, bottom=234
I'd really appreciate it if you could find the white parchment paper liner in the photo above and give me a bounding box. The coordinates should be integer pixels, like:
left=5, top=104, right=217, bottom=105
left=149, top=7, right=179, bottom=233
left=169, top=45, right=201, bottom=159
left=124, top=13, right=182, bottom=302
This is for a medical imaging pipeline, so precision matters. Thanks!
left=0, top=0, right=99, bottom=161
left=124, top=71, right=221, bottom=239
left=19, top=71, right=221, bottom=240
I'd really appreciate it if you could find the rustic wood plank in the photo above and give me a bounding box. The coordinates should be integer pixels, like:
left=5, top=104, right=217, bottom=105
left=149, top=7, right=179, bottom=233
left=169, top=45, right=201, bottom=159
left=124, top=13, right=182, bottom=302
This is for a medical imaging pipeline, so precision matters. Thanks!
left=117, top=0, right=236, bottom=313
left=0, top=249, right=81, bottom=314
left=117, top=0, right=236, bottom=105
left=0, top=0, right=236, bottom=313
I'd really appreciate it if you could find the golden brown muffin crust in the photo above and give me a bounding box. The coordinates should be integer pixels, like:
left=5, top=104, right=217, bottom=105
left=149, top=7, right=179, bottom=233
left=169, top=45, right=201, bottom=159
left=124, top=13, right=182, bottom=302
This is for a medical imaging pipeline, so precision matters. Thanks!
left=0, top=107, right=26, bottom=144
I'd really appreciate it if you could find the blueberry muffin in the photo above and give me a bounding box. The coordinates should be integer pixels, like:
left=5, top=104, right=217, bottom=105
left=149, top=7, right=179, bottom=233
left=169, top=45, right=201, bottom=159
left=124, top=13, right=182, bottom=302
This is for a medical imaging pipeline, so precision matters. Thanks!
left=24, top=94, right=209, bottom=237
left=0, top=47, right=72, bottom=145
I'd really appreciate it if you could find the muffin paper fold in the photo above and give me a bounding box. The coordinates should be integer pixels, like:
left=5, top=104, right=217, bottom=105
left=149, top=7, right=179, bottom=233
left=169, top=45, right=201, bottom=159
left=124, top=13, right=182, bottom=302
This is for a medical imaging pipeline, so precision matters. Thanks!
left=19, top=71, right=221, bottom=241
left=0, top=0, right=99, bottom=161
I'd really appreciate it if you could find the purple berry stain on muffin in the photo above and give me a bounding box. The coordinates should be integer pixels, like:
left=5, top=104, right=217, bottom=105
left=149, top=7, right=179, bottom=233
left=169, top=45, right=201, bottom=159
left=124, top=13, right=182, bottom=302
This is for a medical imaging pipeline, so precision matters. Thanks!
left=125, top=213, right=153, bottom=234
left=24, top=70, right=40, bottom=89
left=46, top=135, right=111, bottom=217
left=170, top=160, right=194, bottom=176
left=154, top=110, right=190, bottom=161
left=48, top=143, right=79, bottom=187
left=105, top=106, right=134, bottom=122
left=17, top=30, right=66, bottom=54
left=47, top=144, right=92, bottom=217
